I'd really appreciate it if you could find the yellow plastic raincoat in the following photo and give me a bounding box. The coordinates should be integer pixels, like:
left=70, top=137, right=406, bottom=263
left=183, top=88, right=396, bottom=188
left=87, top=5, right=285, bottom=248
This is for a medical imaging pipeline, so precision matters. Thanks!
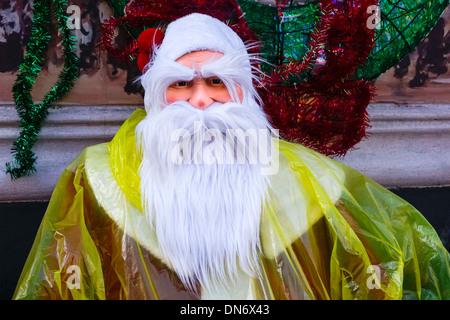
left=13, top=108, right=450, bottom=300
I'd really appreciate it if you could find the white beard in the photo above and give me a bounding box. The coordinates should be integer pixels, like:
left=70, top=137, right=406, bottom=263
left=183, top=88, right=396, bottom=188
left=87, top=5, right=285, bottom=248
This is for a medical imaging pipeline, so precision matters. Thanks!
left=136, top=100, right=273, bottom=293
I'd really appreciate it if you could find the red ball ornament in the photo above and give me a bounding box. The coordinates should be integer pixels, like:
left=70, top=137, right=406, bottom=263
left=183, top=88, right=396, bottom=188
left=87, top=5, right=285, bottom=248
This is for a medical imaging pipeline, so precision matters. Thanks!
left=137, top=28, right=165, bottom=72
left=137, top=53, right=150, bottom=73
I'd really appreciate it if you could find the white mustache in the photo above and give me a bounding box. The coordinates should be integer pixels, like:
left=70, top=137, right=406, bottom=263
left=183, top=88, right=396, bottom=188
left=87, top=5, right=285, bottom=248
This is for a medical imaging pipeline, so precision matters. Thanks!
left=170, top=121, right=274, bottom=166
left=158, top=100, right=266, bottom=129
left=137, top=100, right=279, bottom=176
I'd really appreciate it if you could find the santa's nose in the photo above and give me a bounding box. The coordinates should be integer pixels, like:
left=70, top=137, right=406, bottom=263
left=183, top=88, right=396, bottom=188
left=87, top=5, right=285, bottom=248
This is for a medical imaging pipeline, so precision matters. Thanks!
left=188, top=82, right=214, bottom=110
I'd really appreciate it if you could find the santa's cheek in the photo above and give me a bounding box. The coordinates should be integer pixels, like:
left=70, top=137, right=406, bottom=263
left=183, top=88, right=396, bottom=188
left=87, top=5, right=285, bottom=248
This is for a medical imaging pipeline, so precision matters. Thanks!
left=166, top=96, right=177, bottom=104
left=166, top=89, right=188, bottom=104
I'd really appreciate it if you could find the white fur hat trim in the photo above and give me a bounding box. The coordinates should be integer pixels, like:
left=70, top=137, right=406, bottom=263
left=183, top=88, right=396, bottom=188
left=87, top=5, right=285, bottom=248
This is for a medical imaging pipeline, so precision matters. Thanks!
left=156, top=13, right=247, bottom=61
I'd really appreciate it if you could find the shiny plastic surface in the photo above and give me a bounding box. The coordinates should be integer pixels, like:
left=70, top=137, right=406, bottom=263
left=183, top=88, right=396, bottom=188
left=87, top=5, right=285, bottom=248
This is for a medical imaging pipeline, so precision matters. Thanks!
left=13, top=109, right=450, bottom=299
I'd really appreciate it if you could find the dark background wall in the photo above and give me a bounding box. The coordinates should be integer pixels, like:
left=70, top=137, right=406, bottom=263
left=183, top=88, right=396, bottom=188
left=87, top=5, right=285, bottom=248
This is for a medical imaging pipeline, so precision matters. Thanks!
left=1, top=186, right=449, bottom=300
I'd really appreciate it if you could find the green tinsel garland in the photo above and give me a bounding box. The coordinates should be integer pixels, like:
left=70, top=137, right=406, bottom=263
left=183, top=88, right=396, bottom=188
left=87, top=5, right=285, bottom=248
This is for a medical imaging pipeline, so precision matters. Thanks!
left=6, top=0, right=78, bottom=179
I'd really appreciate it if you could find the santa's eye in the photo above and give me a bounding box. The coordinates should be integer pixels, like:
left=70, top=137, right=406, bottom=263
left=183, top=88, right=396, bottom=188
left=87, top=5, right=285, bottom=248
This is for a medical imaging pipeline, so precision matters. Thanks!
left=209, top=77, right=224, bottom=86
left=172, top=81, right=189, bottom=87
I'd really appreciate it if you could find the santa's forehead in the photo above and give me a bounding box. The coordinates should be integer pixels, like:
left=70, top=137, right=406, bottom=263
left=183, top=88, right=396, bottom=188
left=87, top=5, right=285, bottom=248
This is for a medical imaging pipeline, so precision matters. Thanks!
left=175, top=51, right=224, bottom=69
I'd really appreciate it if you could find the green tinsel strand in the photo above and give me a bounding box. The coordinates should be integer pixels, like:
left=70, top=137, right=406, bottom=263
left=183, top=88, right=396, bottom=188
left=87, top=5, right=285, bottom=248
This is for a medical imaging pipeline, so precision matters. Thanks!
left=6, top=0, right=78, bottom=179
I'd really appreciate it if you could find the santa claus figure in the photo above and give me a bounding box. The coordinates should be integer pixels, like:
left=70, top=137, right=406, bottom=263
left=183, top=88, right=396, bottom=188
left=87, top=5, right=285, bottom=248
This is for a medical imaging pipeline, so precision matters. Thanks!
left=13, top=13, right=449, bottom=300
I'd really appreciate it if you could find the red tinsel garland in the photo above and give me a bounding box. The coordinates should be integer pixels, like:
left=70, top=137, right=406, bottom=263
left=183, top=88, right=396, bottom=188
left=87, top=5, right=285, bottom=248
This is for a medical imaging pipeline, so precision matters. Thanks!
left=101, top=0, right=378, bottom=157
left=261, top=0, right=378, bottom=156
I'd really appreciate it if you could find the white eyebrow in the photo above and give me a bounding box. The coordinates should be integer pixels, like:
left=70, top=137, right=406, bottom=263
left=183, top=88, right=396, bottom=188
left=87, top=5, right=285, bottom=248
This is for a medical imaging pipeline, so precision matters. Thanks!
left=199, top=51, right=254, bottom=104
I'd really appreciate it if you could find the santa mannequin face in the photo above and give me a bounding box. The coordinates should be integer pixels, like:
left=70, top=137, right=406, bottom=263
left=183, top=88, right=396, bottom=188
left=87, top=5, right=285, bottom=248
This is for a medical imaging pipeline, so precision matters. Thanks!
left=166, top=50, right=243, bottom=109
